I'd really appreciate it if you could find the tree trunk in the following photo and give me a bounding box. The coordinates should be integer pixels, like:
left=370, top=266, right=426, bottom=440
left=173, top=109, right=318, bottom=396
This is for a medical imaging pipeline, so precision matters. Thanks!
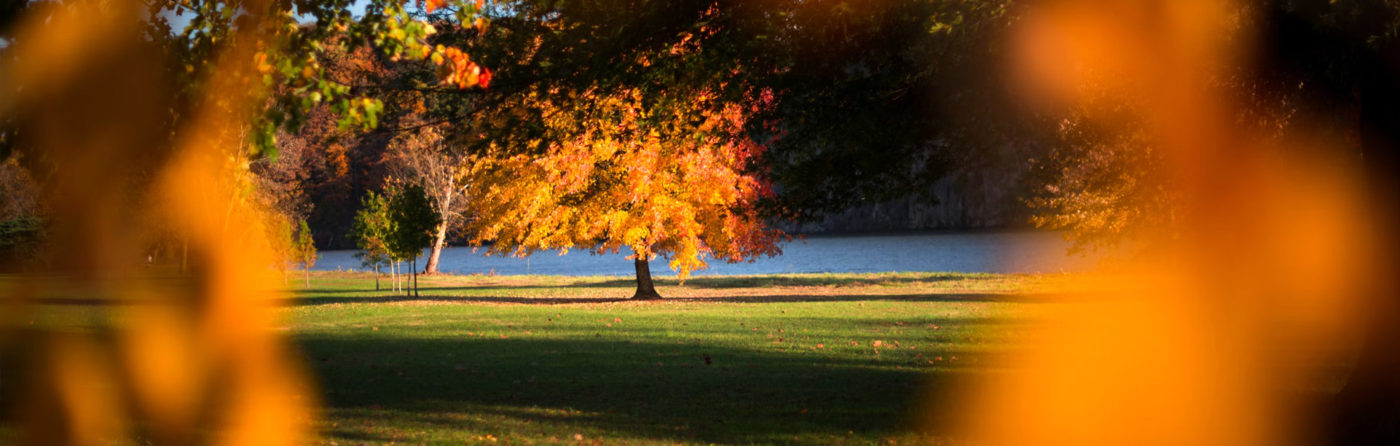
left=413, top=258, right=419, bottom=297
left=304, top=266, right=309, bottom=289
left=424, top=222, right=447, bottom=274
left=631, top=258, right=662, bottom=300
left=374, top=263, right=380, bottom=291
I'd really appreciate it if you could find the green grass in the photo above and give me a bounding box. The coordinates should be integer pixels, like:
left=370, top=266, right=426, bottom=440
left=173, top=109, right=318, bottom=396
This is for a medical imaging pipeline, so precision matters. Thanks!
left=0, top=270, right=1359, bottom=444
left=284, top=272, right=1057, bottom=445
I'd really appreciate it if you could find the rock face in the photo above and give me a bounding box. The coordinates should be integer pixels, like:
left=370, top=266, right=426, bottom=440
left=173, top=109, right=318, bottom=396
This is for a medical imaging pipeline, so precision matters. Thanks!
left=782, top=149, right=1035, bottom=234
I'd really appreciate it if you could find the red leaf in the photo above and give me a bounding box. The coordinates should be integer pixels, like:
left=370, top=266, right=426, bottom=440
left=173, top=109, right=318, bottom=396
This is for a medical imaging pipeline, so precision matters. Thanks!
left=478, top=68, right=492, bottom=89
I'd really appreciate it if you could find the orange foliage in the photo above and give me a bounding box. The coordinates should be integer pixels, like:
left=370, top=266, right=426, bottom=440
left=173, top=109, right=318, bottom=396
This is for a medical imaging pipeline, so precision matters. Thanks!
left=432, top=45, right=491, bottom=89
left=324, top=142, right=350, bottom=179
left=466, top=87, right=784, bottom=279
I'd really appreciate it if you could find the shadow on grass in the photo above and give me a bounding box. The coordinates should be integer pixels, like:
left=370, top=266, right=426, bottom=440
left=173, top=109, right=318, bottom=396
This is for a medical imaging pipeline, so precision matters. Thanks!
left=284, top=292, right=1041, bottom=307
left=575, top=272, right=990, bottom=289
left=298, top=334, right=977, bottom=444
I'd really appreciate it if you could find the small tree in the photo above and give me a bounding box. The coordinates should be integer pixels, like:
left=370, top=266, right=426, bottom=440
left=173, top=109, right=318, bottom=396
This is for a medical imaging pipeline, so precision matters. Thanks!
left=388, top=126, right=472, bottom=275
left=350, top=191, right=394, bottom=291
left=388, top=184, right=440, bottom=297
left=294, top=219, right=318, bottom=288
left=268, top=216, right=296, bottom=285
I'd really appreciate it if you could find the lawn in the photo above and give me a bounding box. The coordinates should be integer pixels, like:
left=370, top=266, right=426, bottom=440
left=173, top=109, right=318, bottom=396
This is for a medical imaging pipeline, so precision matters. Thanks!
left=284, top=271, right=1065, bottom=445
left=4, top=271, right=1354, bottom=444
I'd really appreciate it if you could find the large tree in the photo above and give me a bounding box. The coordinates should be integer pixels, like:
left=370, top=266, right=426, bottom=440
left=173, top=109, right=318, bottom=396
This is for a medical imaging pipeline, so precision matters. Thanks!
left=465, top=86, right=785, bottom=299
left=387, top=0, right=1025, bottom=221
left=385, top=0, right=1023, bottom=297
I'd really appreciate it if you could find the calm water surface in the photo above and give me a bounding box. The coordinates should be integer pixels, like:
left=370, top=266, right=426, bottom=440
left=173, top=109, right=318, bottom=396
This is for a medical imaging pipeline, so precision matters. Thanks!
left=314, top=231, right=1095, bottom=276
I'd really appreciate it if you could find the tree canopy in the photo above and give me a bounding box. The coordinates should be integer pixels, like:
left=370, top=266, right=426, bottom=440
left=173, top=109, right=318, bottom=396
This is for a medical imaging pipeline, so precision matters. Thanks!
left=387, top=183, right=440, bottom=282
left=357, top=0, right=1027, bottom=224
left=464, top=85, right=786, bottom=284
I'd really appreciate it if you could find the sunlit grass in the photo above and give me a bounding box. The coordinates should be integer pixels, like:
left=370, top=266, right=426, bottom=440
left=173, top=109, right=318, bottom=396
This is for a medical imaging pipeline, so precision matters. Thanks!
left=284, top=271, right=1056, bottom=444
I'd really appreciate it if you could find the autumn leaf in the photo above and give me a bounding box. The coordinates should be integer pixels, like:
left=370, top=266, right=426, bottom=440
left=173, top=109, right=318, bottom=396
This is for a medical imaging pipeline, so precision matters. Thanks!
left=253, top=52, right=273, bottom=74
left=478, top=68, right=492, bottom=88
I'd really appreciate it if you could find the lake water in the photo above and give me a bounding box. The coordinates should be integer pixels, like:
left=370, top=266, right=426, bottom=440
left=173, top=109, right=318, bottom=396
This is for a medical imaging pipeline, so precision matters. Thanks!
left=313, top=231, right=1096, bottom=276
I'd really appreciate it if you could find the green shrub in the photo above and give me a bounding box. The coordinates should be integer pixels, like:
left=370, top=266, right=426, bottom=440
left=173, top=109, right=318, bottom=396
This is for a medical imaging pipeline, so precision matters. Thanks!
left=0, top=216, right=46, bottom=265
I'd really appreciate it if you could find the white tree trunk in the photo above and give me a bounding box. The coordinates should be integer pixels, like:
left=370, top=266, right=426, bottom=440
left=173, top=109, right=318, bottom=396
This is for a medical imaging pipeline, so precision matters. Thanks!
left=425, top=222, right=448, bottom=274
